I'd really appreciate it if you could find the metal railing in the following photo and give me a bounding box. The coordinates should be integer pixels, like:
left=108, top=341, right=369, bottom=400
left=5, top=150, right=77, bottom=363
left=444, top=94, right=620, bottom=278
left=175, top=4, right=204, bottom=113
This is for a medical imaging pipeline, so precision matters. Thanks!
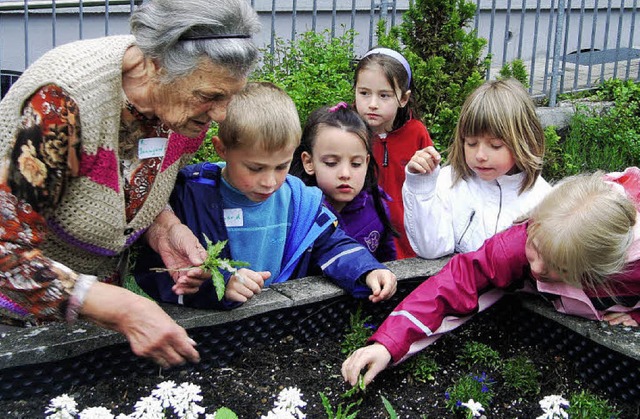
left=0, top=0, right=638, bottom=105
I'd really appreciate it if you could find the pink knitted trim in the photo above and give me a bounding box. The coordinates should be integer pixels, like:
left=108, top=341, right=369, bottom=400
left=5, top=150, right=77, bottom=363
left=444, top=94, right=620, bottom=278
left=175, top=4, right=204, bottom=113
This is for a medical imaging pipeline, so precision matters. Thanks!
left=79, top=147, right=120, bottom=192
left=162, top=130, right=206, bottom=171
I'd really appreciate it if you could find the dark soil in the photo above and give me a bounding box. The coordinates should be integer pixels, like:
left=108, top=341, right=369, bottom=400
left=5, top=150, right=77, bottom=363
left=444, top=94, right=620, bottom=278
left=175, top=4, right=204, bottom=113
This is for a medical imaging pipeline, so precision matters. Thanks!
left=1, top=303, right=639, bottom=418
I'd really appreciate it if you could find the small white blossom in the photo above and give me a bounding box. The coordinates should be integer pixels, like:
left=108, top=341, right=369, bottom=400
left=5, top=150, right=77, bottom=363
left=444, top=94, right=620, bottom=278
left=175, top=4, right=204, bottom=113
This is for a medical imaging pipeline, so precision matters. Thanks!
left=461, top=399, right=485, bottom=418
left=45, top=394, right=79, bottom=419
left=170, top=382, right=205, bottom=418
left=130, top=395, right=164, bottom=419
left=537, top=395, right=570, bottom=419
left=78, top=406, right=115, bottom=419
left=151, top=380, right=177, bottom=408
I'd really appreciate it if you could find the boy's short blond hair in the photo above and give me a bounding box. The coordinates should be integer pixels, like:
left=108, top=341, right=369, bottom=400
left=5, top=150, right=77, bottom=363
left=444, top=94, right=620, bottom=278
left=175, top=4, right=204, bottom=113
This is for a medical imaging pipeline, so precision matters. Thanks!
left=218, top=81, right=301, bottom=151
left=447, top=78, right=545, bottom=194
left=527, top=172, right=636, bottom=290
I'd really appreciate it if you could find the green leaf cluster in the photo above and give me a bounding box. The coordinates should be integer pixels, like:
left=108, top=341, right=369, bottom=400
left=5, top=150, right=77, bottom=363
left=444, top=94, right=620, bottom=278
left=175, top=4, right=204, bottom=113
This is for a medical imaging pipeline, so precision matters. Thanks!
left=498, top=59, right=529, bottom=88
left=445, top=373, right=495, bottom=413
left=568, top=390, right=621, bottom=419
left=501, top=355, right=541, bottom=396
left=457, top=341, right=501, bottom=370
left=340, top=306, right=375, bottom=355
left=401, top=352, right=439, bottom=383
left=252, top=29, right=357, bottom=125
left=201, top=236, right=249, bottom=300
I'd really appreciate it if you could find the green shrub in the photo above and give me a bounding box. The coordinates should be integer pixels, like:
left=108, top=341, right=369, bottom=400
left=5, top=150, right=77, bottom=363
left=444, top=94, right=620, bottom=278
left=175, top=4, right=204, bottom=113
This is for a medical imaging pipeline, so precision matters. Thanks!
left=457, top=341, right=501, bottom=370
left=561, top=79, right=640, bottom=174
left=498, top=59, right=529, bottom=88
left=568, top=390, right=620, bottom=419
left=501, top=355, right=541, bottom=396
left=376, top=0, right=489, bottom=151
left=190, top=124, right=221, bottom=164
left=401, top=352, right=439, bottom=383
left=340, top=306, right=375, bottom=355
left=445, top=372, right=494, bottom=413
left=252, top=29, right=357, bottom=125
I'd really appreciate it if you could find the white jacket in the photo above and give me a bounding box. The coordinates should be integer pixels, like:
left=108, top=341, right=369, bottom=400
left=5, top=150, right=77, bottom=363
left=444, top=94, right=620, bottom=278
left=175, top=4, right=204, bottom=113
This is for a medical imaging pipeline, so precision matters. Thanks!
left=403, top=165, right=551, bottom=259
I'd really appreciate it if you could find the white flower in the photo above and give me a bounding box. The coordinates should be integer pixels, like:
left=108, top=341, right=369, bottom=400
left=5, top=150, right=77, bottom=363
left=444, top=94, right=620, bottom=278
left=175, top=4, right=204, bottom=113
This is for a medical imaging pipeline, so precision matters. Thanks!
left=170, top=382, right=205, bottom=418
left=461, top=399, right=485, bottom=417
left=78, top=406, right=115, bottom=419
left=130, top=395, right=164, bottom=419
left=151, top=380, right=177, bottom=408
left=537, top=395, right=570, bottom=419
left=45, top=394, right=78, bottom=419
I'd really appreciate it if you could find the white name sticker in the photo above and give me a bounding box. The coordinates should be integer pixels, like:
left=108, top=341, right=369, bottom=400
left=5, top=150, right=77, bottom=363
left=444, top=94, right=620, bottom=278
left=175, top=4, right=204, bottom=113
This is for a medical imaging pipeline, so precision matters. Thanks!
left=138, top=137, right=168, bottom=159
left=223, top=208, right=244, bottom=227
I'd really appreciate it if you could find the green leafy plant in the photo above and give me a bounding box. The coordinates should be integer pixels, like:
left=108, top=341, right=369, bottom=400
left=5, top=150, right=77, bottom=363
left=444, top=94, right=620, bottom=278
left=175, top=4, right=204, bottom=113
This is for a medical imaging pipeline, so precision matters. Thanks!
left=501, top=355, right=541, bottom=396
left=567, top=390, right=620, bottom=419
left=190, top=123, right=221, bottom=164
left=401, top=352, right=439, bottom=382
left=498, top=59, right=529, bottom=88
left=457, top=341, right=502, bottom=370
left=561, top=79, right=640, bottom=175
left=151, top=236, right=248, bottom=300
left=253, top=29, right=356, bottom=125
left=380, top=395, right=398, bottom=419
left=445, top=372, right=494, bottom=414
left=340, top=305, right=376, bottom=355
left=319, top=391, right=361, bottom=419
left=377, top=0, right=490, bottom=150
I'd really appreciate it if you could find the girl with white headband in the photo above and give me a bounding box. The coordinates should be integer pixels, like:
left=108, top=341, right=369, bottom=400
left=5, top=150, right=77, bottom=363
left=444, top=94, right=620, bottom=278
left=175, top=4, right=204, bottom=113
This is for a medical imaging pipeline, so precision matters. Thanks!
left=354, top=47, right=433, bottom=260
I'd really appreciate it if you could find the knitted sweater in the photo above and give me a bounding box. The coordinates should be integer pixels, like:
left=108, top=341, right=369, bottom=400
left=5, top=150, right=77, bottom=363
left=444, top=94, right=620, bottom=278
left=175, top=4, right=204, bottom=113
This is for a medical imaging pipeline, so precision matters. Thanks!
left=0, top=35, right=202, bottom=279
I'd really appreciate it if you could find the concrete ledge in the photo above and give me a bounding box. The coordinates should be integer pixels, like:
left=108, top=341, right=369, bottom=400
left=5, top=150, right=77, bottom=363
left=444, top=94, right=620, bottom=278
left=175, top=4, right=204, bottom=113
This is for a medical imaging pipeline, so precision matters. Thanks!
left=1, top=255, right=638, bottom=371
left=0, top=257, right=449, bottom=370
left=519, top=295, right=640, bottom=362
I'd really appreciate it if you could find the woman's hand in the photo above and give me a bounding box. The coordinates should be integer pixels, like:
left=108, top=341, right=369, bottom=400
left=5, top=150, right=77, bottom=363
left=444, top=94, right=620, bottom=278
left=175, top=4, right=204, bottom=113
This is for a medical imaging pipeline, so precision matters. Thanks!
left=224, top=268, right=271, bottom=302
left=146, top=209, right=209, bottom=295
left=341, top=343, right=392, bottom=386
left=407, top=146, right=441, bottom=174
left=81, top=282, right=200, bottom=368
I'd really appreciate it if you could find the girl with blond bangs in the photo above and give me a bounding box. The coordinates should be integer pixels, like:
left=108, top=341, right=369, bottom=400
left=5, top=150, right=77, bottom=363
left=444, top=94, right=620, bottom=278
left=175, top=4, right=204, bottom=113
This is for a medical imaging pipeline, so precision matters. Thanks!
left=342, top=168, right=640, bottom=388
left=403, top=78, right=550, bottom=259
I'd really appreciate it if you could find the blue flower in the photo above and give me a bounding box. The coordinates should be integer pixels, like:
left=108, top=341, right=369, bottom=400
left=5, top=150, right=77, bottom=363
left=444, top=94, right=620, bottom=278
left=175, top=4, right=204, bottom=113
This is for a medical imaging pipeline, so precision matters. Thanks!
left=481, top=385, right=489, bottom=393
left=444, top=392, right=450, bottom=400
left=363, top=323, right=377, bottom=330
left=456, top=400, right=462, bottom=407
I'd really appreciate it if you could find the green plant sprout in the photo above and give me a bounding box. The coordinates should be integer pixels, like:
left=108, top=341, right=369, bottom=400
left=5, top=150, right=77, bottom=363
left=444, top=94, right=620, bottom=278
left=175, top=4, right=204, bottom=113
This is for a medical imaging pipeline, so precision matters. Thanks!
left=381, top=395, right=399, bottom=419
left=401, top=352, right=439, bottom=383
left=501, top=355, right=541, bottom=396
left=568, top=390, right=621, bottom=419
left=340, top=305, right=376, bottom=355
left=151, top=235, right=249, bottom=300
left=457, top=341, right=502, bottom=370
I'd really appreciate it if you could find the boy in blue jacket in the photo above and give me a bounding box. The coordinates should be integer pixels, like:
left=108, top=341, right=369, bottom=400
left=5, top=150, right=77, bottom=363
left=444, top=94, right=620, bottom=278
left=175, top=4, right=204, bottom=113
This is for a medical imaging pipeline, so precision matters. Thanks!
left=134, top=82, right=397, bottom=309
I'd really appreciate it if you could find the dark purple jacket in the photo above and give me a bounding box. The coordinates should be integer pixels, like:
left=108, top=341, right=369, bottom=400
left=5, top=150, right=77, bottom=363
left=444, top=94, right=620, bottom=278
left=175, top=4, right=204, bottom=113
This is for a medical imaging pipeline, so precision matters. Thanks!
left=325, top=189, right=397, bottom=262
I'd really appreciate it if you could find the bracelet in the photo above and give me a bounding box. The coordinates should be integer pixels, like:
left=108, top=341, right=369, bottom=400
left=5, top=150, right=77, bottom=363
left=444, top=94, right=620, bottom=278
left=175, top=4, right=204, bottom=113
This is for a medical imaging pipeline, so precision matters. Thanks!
left=65, top=274, right=98, bottom=324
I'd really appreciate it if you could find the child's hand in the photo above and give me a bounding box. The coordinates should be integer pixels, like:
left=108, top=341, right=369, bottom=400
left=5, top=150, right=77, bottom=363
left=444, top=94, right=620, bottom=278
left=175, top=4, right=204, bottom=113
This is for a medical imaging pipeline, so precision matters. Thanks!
left=407, top=146, right=441, bottom=174
left=603, top=312, right=639, bottom=327
left=341, top=342, right=392, bottom=386
left=172, top=269, right=210, bottom=295
left=224, top=268, right=271, bottom=303
left=365, top=269, right=397, bottom=303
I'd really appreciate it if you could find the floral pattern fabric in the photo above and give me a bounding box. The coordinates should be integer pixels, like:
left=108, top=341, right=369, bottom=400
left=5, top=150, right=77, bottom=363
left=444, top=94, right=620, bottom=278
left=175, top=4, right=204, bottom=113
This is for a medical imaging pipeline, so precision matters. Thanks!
left=0, top=84, right=164, bottom=324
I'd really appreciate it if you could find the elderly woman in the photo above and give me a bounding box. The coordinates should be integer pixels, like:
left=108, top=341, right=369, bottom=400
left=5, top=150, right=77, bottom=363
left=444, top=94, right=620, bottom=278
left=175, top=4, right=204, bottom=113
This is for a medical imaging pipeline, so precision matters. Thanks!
left=0, top=0, right=260, bottom=368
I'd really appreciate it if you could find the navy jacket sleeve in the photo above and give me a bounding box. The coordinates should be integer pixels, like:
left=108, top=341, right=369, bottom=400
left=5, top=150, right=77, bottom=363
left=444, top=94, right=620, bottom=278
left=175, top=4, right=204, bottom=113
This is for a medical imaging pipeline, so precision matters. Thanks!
left=310, top=223, right=388, bottom=298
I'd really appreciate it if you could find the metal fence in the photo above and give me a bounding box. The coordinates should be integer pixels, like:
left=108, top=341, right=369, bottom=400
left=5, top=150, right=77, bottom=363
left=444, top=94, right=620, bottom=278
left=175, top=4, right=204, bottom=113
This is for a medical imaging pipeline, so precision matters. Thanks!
left=0, top=0, right=639, bottom=105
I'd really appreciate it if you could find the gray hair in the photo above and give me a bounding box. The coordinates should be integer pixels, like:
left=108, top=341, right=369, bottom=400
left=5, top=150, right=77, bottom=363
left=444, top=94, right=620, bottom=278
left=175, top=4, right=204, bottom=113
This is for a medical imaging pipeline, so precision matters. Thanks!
left=130, top=0, right=261, bottom=82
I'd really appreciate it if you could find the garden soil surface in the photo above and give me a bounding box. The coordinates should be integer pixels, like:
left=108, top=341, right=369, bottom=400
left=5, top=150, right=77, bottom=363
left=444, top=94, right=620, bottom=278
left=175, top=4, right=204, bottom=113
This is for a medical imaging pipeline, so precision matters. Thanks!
left=1, top=302, right=639, bottom=418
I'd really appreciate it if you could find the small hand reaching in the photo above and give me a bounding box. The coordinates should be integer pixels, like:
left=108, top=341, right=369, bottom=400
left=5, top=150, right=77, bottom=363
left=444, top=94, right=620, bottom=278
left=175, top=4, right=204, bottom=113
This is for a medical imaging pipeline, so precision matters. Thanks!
left=224, top=268, right=271, bottom=303
left=406, top=146, right=441, bottom=174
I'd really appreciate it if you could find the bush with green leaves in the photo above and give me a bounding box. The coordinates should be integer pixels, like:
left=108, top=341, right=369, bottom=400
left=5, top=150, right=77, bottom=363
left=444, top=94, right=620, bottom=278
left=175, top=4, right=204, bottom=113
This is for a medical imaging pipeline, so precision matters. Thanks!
left=457, top=341, right=502, bottom=370
left=376, top=0, right=489, bottom=150
left=445, top=372, right=495, bottom=413
left=190, top=124, right=220, bottom=164
left=340, top=306, right=376, bottom=355
left=501, top=355, right=541, bottom=396
left=252, top=29, right=357, bottom=125
left=499, top=59, right=529, bottom=88
left=561, top=79, right=640, bottom=175
left=401, top=352, right=439, bottom=383
left=567, top=390, right=621, bottom=419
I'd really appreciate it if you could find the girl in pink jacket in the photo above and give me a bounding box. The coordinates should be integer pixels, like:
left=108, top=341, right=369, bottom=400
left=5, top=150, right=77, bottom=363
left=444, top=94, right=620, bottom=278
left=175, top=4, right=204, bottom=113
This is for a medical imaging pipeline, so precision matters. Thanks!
left=342, top=168, right=640, bottom=386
